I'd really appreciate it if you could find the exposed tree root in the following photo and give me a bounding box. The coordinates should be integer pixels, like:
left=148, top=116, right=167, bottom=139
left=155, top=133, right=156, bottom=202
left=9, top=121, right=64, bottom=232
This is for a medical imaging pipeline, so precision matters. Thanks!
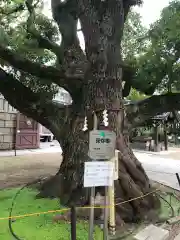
left=37, top=138, right=160, bottom=224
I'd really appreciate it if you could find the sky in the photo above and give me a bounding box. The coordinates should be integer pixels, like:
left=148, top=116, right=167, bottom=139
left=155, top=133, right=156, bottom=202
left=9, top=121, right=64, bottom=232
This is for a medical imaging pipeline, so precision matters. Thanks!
left=134, top=0, right=170, bottom=26
left=43, top=0, right=170, bottom=27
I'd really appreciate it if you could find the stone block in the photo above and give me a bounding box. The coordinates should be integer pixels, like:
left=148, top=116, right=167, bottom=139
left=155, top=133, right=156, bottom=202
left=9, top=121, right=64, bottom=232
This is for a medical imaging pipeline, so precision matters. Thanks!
left=0, top=120, right=5, bottom=127
left=6, top=113, right=12, bottom=120
left=10, top=128, right=16, bottom=134
left=0, top=113, right=11, bottom=121
left=4, top=135, right=14, bottom=143
left=9, top=142, right=14, bottom=149
left=0, top=135, right=4, bottom=142
left=0, top=128, right=11, bottom=135
left=0, top=98, right=4, bottom=110
left=0, top=113, right=5, bottom=120
left=134, top=224, right=169, bottom=240
left=3, top=101, right=8, bottom=112
left=5, top=120, right=16, bottom=128
left=0, top=142, right=12, bottom=150
left=10, top=113, right=17, bottom=120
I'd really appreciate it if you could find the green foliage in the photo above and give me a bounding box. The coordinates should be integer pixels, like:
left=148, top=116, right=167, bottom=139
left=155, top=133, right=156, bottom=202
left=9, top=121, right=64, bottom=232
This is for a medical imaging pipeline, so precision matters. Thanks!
left=0, top=0, right=59, bottom=99
left=133, top=0, right=180, bottom=95
left=127, top=88, right=148, bottom=101
left=122, top=11, right=147, bottom=61
left=2, top=0, right=180, bottom=102
left=12, top=0, right=24, bottom=3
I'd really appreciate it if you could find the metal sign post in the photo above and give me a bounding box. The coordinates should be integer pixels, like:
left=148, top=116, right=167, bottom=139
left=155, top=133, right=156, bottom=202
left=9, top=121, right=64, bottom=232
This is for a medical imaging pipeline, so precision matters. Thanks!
left=104, top=186, right=109, bottom=240
left=88, top=113, right=97, bottom=240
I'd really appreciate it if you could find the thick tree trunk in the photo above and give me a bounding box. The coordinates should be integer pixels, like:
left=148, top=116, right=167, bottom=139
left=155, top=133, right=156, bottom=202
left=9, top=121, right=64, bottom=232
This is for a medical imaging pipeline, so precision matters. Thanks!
left=38, top=0, right=160, bottom=225
left=38, top=114, right=160, bottom=223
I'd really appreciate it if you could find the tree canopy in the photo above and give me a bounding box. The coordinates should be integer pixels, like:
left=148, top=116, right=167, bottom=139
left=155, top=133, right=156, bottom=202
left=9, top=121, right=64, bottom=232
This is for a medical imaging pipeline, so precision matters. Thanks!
left=133, top=0, right=180, bottom=95
left=0, top=0, right=59, bottom=99
left=0, top=1, right=147, bottom=100
left=0, top=0, right=179, bottom=129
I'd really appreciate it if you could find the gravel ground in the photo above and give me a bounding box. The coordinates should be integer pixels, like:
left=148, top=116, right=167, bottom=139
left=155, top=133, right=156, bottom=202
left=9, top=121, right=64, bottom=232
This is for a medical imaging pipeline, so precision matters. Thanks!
left=0, top=153, right=61, bottom=189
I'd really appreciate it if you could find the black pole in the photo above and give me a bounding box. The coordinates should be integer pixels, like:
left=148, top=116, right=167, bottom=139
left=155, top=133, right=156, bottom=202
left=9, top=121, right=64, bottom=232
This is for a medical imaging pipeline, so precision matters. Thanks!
left=71, top=206, right=77, bottom=240
left=154, top=125, right=159, bottom=152
left=176, top=173, right=180, bottom=188
left=164, top=123, right=168, bottom=151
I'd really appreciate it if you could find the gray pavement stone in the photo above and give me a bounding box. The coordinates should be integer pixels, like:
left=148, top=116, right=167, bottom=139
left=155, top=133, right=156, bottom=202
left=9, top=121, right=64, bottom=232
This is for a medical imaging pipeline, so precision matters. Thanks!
left=174, top=233, right=180, bottom=240
left=134, top=224, right=169, bottom=240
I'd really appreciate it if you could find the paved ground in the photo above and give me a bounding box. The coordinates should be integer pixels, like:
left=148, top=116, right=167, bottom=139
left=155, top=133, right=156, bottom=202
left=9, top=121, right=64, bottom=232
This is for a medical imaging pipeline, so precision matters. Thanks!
left=0, top=141, right=180, bottom=190
left=134, top=150, right=180, bottom=190
left=0, top=152, right=61, bottom=189
left=0, top=140, right=61, bottom=157
left=0, top=141, right=61, bottom=189
left=134, top=147, right=180, bottom=160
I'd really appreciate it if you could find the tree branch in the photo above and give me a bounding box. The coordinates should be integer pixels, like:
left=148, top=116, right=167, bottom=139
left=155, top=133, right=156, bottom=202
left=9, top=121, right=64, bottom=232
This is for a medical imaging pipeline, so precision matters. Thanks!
left=0, top=45, right=80, bottom=92
left=51, top=0, right=87, bottom=73
left=126, top=93, right=180, bottom=128
left=0, top=3, right=25, bottom=15
left=0, top=67, right=71, bottom=140
left=50, top=0, right=87, bottom=94
left=25, top=0, right=64, bottom=62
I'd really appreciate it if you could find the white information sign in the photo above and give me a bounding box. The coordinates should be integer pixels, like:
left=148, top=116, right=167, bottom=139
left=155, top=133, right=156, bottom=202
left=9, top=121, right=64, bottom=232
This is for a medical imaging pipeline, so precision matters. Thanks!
left=83, top=161, right=114, bottom=187
left=88, top=130, right=116, bottom=160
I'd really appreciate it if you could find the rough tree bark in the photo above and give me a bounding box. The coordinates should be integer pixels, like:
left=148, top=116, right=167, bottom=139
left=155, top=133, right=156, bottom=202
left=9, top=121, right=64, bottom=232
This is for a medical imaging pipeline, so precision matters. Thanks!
left=1, top=0, right=180, bottom=224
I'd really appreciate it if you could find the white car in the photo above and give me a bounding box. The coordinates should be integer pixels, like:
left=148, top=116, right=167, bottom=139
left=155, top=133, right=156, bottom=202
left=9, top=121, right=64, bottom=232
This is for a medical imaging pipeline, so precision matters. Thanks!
left=39, top=124, right=54, bottom=142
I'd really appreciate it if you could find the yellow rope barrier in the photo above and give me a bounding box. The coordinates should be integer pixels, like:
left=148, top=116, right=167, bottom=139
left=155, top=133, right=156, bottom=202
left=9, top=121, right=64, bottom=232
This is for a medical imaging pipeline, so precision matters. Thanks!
left=0, top=188, right=160, bottom=221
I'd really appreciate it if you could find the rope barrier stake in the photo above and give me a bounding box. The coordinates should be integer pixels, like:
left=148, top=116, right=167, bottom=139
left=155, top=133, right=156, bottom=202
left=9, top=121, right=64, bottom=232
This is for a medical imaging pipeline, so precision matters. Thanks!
left=108, top=182, right=115, bottom=236
left=70, top=206, right=77, bottom=240
left=109, top=150, right=119, bottom=236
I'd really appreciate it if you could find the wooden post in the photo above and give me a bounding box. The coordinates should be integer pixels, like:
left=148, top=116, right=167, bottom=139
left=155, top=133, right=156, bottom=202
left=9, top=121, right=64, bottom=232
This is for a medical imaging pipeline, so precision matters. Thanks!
left=15, top=112, right=20, bottom=156
left=174, top=122, right=178, bottom=145
left=154, top=124, right=159, bottom=152
left=164, top=123, right=168, bottom=151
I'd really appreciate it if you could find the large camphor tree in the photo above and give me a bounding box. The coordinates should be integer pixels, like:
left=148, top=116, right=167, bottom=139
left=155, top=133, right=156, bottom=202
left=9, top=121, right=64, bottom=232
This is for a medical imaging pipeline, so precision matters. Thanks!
left=1, top=0, right=180, bottom=223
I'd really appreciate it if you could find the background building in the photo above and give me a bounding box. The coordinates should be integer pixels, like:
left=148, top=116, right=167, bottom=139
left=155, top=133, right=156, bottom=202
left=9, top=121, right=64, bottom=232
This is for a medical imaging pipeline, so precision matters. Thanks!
left=0, top=88, right=72, bottom=150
